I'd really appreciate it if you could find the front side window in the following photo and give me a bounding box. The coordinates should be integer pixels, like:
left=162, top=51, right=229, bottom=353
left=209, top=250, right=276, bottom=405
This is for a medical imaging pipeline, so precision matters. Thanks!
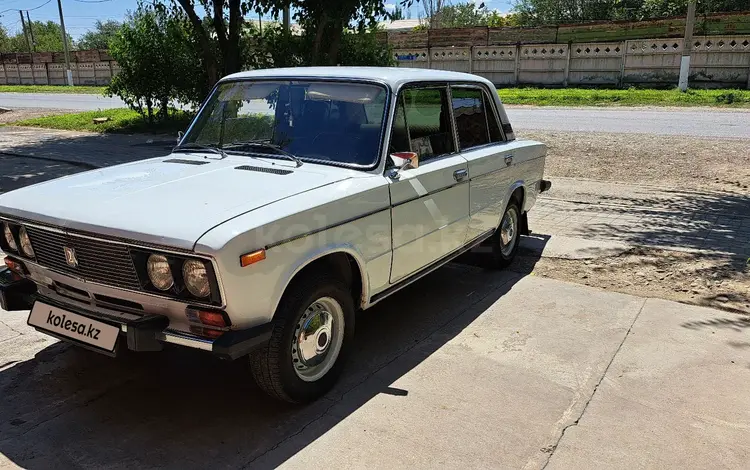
left=389, top=87, right=455, bottom=162
left=184, top=80, right=388, bottom=167
left=451, top=87, right=496, bottom=150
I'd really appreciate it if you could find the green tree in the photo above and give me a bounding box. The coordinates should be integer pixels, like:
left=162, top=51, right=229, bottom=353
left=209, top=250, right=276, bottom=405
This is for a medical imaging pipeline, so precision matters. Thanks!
left=437, top=2, right=490, bottom=28
left=6, top=21, right=74, bottom=52
left=107, top=6, right=203, bottom=122
left=258, top=0, right=391, bottom=65
left=512, top=0, right=748, bottom=26
left=78, top=20, right=123, bottom=50
left=167, top=0, right=252, bottom=88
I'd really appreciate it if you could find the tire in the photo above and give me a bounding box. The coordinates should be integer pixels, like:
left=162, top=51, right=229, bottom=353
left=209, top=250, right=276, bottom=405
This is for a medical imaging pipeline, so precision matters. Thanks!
left=490, top=200, right=521, bottom=269
left=250, top=273, right=355, bottom=403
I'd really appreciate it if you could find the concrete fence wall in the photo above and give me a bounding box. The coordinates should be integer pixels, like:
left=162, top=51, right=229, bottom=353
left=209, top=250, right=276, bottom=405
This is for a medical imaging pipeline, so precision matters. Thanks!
left=0, top=49, right=118, bottom=86
left=394, top=35, right=750, bottom=88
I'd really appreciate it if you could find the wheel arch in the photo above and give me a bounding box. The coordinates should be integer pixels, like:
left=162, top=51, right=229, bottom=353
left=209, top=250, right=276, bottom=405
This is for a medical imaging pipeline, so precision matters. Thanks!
left=504, top=182, right=526, bottom=216
left=271, top=247, right=367, bottom=318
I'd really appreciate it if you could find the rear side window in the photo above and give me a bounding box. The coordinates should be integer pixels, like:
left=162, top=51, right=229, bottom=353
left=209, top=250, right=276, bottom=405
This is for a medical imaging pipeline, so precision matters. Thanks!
left=389, top=87, right=455, bottom=161
left=451, top=87, right=503, bottom=150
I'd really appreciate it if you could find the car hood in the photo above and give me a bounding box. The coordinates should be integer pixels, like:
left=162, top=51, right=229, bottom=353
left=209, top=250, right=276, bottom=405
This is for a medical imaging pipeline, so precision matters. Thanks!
left=0, top=154, right=357, bottom=250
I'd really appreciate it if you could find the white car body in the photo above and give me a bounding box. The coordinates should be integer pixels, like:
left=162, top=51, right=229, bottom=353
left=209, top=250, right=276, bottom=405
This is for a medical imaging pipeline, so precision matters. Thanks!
left=0, top=67, right=547, bottom=370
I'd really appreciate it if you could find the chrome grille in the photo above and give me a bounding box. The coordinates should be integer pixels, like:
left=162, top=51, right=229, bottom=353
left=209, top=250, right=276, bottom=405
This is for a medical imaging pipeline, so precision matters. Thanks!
left=26, top=227, right=142, bottom=290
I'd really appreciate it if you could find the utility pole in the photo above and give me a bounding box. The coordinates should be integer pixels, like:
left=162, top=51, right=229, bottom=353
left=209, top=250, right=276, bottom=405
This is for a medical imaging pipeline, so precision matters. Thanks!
left=26, top=11, right=35, bottom=52
left=678, top=0, right=696, bottom=92
left=19, top=11, right=32, bottom=53
left=56, top=0, right=74, bottom=86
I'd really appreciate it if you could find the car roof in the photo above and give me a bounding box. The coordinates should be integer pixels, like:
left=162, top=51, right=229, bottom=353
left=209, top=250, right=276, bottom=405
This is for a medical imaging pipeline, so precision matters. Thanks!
left=220, top=66, right=494, bottom=89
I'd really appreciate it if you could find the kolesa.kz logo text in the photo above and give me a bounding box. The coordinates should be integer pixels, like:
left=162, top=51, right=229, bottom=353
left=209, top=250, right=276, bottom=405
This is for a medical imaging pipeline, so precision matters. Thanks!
left=46, top=309, right=101, bottom=340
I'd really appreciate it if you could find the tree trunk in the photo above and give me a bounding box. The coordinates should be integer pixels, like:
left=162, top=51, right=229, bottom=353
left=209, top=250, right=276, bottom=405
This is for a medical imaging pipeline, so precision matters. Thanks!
left=225, top=0, right=243, bottom=74
left=177, top=0, right=220, bottom=87
left=311, top=12, right=329, bottom=66
left=326, top=24, right=344, bottom=66
left=146, top=99, right=154, bottom=124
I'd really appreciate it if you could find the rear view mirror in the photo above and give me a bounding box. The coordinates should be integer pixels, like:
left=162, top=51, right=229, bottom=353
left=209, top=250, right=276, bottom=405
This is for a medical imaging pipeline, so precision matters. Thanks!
left=391, top=151, right=419, bottom=170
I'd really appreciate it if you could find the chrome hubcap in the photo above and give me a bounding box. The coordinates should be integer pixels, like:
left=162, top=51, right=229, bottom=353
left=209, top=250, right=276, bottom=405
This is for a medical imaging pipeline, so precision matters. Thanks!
left=500, top=207, right=518, bottom=257
left=291, top=297, right=344, bottom=382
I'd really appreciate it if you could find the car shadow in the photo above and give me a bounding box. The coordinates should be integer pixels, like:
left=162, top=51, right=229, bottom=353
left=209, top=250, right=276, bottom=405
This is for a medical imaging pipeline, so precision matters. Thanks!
left=0, top=245, right=544, bottom=468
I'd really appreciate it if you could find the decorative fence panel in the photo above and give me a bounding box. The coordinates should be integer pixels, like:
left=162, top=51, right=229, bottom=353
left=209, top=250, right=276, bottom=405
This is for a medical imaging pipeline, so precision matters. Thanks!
left=623, top=38, right=685, bottom=85
left=472, top=46, right=517, bottom=85
left=393, top=49, right=430, bottom=69
left=518, top=44, right=568, bottom=85
left=430, top=47, right=471, bottom=73
left=568, top=42, right=624, bottom=85
left=689, top=36, right=750, bottom=87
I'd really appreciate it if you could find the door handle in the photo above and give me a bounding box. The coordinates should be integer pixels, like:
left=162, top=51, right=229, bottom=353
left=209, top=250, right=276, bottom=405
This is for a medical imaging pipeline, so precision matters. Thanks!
left=504, top=155, right=513, bottom=166
left=453, top=169, right=468, bottom=181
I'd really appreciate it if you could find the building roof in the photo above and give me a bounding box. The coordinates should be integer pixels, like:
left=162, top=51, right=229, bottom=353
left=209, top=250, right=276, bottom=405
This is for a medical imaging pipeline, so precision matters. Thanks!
left=221, top=67, right=493, bottom=89
left=378, top=19, right=424, bottom=31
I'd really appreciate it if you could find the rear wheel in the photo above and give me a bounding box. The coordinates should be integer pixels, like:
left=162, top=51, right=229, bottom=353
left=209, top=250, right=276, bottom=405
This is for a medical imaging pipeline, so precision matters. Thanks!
left=490, top=201, right=521, bottom=269
left=250, top=274, right=355, bottom=403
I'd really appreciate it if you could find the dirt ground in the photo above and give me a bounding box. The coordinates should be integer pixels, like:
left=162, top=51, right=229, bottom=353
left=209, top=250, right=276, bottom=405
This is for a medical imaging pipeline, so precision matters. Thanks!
left=513, top=247, right=749, bottom=315
left=524, top=131, right=750, bottom=194
left=514, top=131, right=749, bottom=315
left=0, top=108, right=67, bottom=124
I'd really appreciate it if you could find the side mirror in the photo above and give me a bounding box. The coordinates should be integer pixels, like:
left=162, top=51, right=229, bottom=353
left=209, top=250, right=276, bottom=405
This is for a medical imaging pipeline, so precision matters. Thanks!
left=390, top=151, right=419, bottom=171
left=176, top=130, right=184, bottom=144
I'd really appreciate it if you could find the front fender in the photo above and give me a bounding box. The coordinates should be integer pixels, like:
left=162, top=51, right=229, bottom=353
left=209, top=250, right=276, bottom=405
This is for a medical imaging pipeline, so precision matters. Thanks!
left=269, top=243, right=370, bottom=317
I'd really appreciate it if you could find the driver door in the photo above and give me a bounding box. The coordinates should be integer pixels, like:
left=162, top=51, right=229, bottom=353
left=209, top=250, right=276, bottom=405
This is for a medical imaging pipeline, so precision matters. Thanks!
left=387, top=85, right=470, bottom=283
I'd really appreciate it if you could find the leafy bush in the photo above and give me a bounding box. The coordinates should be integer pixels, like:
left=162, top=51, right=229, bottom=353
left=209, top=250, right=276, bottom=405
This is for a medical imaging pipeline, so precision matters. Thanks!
left=106, top=6, right=203, bottom=123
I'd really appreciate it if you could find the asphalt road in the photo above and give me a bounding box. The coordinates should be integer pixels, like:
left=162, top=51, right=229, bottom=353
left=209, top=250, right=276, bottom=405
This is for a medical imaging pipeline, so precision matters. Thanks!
left=0, top=92, right=125, bottom=111
left=1, top=92, right=749, bottom=138
left=506, top=106, right=750, bottom=139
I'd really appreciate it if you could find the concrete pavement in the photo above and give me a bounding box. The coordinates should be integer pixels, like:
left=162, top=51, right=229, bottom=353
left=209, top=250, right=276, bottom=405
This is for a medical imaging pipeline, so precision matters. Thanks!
left=0, top=271, right=747, bottom=468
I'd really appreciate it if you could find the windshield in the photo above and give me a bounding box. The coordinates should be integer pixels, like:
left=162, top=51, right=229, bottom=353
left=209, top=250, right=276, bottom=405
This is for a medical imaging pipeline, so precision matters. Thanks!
left=183, top=80, right=388, bottom=168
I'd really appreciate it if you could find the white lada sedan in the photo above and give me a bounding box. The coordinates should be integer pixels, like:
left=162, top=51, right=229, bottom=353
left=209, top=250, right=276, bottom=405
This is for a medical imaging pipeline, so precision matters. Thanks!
left=0, top=67, right=549, bottom=403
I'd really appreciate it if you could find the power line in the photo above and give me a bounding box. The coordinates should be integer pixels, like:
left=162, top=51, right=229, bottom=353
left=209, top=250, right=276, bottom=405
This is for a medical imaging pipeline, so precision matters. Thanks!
left=73, top=0, right=116, bottom=3
left=26, top=0, right=52, bottom=12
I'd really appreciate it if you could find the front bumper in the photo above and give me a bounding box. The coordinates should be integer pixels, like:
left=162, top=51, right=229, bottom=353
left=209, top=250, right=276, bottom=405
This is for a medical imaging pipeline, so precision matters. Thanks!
left=0, top=267, right=271, bottom=360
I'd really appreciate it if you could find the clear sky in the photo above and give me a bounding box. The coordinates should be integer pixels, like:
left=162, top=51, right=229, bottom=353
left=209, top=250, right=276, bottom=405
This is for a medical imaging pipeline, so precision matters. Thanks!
left=1, top=0, right=513, bottom=41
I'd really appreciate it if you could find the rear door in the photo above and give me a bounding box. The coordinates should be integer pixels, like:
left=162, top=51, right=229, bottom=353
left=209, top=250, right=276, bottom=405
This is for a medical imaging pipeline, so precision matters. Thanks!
left=387, top=84, right=470, bottom=283
left=450, top=84, right=516, bottom=242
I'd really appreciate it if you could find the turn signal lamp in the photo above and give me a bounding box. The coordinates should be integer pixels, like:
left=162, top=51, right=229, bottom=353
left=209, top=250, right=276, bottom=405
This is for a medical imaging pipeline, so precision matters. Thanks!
left=240, top=249, right=266, bottom=267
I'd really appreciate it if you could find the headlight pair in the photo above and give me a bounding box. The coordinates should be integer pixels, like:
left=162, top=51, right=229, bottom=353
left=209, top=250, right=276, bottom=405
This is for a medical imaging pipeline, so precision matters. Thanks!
left=3, top=223, right=34, bottom=258
left=146, top=255, right=210, bottom=298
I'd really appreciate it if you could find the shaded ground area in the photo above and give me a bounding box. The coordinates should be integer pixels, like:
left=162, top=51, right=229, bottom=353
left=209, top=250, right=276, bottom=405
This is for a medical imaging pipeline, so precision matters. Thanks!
left=524, top=130, right=750, bottom=193
left=523, top=178, right=749, bottom=314
left=517, top=247, right=749, bottom=315
left=0, top=155, right=86, bottom=194
left=0, top=126, right=172, bottom=169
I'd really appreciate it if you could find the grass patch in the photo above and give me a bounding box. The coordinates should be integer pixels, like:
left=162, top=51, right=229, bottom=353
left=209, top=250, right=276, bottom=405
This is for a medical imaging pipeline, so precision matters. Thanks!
left=9, top=108, right=194, bottom=135
left=0, top=85, right=106, bottom=94
left=497, top=87, right=750, bottom=107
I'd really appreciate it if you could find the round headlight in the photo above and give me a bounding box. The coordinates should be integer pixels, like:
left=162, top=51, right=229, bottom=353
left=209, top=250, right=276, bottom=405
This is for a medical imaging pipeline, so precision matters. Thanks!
left=3, top=224, right=17, bottom=251
left=147, top=254, right=174, bottom=291
left=18, top=227, right=34, bottom=258
left=183, top=259, right=210, bottom=298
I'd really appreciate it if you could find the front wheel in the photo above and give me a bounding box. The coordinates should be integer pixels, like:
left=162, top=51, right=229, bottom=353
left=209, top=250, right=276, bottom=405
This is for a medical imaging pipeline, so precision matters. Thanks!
left=250, top=274, right=355, bottom=403
left=490, top=201, right=521, bottom=269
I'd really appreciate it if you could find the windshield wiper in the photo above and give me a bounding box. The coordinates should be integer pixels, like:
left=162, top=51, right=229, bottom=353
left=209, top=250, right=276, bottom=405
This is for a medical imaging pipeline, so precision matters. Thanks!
left=173, top=142, right=228, bottom=159
left=223, top=140, right=303, bottom=167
